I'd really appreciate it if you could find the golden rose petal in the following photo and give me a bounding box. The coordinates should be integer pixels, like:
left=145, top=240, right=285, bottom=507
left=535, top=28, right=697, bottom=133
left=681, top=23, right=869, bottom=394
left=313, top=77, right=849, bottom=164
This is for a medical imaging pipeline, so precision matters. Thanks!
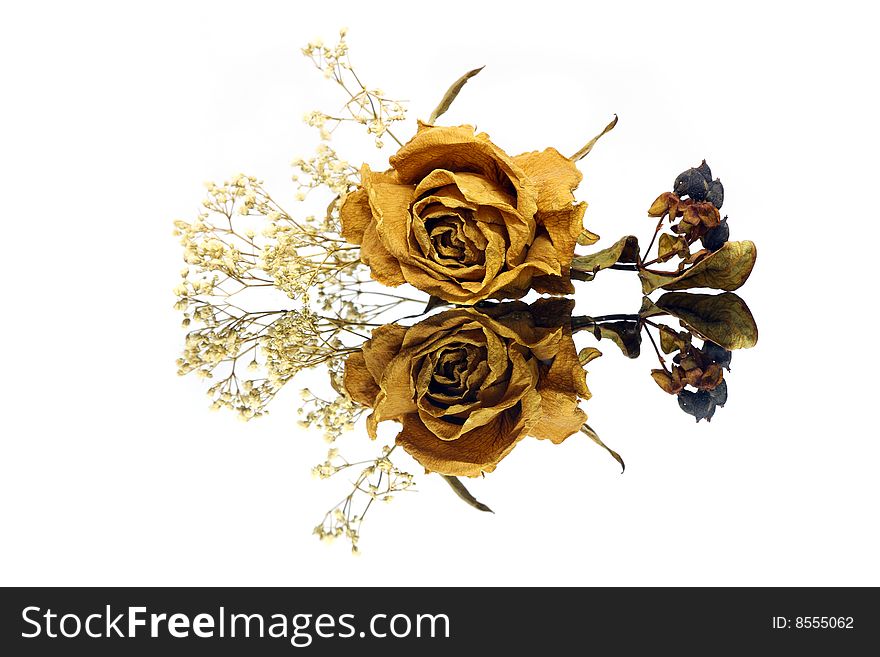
left=411, top=185, right=475, bottom=214
left=396, top=411, right=528, bottom=477
left=339, top=188, right=371, bottom=245
left=539, top=202, right=587, bottom=274
left=392, top=125, right=519, bottom=189
left=414, top=172, right=532, bottom=269
left=366, top=411, right=379, bottom=440
left=513, top=147, right=583, bottom=213
left=514, top=149, right=588, bottom=273
left=390, top=124, right=538, bottom=228
left=362, top=169, right=416, bottom=263
left=547, top=328, right=591, bottom=400
left=372, top=353, right=420, bottom=421
left=361, top=221, right=406, bottom=286
left=362, top=324, right=408, bottom=385
left=531, top=394, right=587, bottom=444
left=414, top=170, right=518, bottom=215
left=470, top=232, right=562, bottom=302
left=530, top=274, right=576, bottom=296
left=532, top=349, right=589, bottom=440
left=520, top=231, right=563, bottom=277
left=532, top=326, right=591, bottom=444
left=418, top=343, right=535, bottom=441
left=342, top=351, right=380, bottom=408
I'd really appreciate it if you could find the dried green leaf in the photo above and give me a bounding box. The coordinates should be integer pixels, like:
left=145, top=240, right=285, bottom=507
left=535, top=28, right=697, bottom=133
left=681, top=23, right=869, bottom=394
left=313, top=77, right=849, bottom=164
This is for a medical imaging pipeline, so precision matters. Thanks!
left=428, top=66, right=484, bottom=124
left=659, top=329, right=676, bottom=354
left=654, top=291, right=758, bottom=350
left=638, top=297, right=663, bottom=318
left=578, top=347, right=603, bottom=366
left=571, top=235, right=639, bottom=279
left=659, top=325, right=691, bottom=354
left=441, top=475, right=493, bottom=513
left=581, top=423, right=625, bottom=473
left=570, top=114, right=618, bottom=162
left=639, top=240, right=757, bottom=294
left=595, top=321, right=641, bottom=358
left=577, top=228, right=601, bottom=246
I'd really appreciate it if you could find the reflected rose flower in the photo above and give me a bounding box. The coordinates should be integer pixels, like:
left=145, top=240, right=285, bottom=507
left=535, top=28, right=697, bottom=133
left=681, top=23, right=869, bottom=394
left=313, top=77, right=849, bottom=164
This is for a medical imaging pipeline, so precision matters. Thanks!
left=342, top=299, right=593, bottom=477
left=340, top=123, right=597, bottom=305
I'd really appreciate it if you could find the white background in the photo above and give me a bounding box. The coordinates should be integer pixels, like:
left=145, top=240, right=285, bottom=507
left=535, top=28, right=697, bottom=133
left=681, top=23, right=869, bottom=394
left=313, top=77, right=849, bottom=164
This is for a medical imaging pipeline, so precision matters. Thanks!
left=2, top=0, right=878, bottom=586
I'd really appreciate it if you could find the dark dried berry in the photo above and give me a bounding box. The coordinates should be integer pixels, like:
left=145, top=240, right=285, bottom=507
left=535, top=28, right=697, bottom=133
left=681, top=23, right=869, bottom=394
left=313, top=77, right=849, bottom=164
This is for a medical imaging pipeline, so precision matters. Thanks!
left=701, top=217, right=729, bottom=251
left=708, top=379, right=728, bottom=407
left=706, top=178, right=724, bottom=209
left=677, top=389, right=717, bottom=422
left=702, top=341, right=732, bottom=370
left=673, top=168, right=709, bottom=201
left=696, top=159, right=712, bottom=182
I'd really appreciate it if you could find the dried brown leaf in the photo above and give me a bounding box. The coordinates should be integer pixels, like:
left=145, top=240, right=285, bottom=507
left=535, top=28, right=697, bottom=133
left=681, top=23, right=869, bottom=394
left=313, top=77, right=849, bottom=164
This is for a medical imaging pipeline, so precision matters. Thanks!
left=657, top=233, right=690, bottom=263
left=651, top=369, right=683, bottom=395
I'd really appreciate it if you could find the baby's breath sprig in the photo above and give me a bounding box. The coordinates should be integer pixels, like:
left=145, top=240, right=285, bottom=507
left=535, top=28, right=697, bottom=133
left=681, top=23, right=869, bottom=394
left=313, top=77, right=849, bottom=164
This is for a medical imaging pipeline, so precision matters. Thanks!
left=290, top=143, right=358, bottom=200
left=174, top=175, right=423, bottom=420
left=312, top=445, right=415, bottom=554
left=173, top=31, right=425, bottom=552
left=173, top=175, right=275, bottom=302
left=298, top=387, right=365, bottom=444
left=175, top=303, right=364, bottom=420
left=300, top=29, right=407, bottom=149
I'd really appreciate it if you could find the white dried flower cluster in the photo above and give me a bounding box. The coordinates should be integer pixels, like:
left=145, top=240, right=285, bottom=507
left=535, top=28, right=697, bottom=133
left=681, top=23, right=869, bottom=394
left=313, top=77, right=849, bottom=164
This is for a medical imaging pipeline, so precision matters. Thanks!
left=261, top=217, right=361, bottom=303
left=260, top=311, right=358, bottom=389
left=291, top=143, right=357, bottom=198
left=175, top=299, right=370, bottom=422
left=174, top=31, right=422, bottom=552
left=301, top=29, right=407, bottom=149
left=174, top=176, right=413, bottom=423
left=174, top=174, right=366, bottom=308
left=297, top=387, right=364, bottom=444
left=172, top=175, right=276, bottom=310
left=313, top=445, right=415, bottom=554
left=175, top=305, right=284, bottom=419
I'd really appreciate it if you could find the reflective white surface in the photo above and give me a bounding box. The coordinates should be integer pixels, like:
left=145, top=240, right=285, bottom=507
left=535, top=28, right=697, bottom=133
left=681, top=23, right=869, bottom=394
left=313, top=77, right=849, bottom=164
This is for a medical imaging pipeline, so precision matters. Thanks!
left=1, top=0, right=877, bottom=585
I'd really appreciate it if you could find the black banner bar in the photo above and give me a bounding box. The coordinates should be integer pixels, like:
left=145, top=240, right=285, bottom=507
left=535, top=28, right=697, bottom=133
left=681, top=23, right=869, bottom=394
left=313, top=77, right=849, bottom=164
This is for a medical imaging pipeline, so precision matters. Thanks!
left=1, top=587, right=876, bottom=654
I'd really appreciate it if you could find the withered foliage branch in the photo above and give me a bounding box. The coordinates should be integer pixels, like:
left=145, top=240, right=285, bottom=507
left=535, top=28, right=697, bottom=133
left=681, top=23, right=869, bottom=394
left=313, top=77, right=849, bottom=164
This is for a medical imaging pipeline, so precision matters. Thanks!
left=570, top=160, right=757, bottom=297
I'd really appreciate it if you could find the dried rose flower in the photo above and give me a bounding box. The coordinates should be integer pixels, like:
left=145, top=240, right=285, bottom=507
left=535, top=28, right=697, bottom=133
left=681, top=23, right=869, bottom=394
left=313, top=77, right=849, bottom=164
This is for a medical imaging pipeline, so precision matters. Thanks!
left=343, top=299, right=593, bottom=476
left=340, top=123, right=597, bottom=304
